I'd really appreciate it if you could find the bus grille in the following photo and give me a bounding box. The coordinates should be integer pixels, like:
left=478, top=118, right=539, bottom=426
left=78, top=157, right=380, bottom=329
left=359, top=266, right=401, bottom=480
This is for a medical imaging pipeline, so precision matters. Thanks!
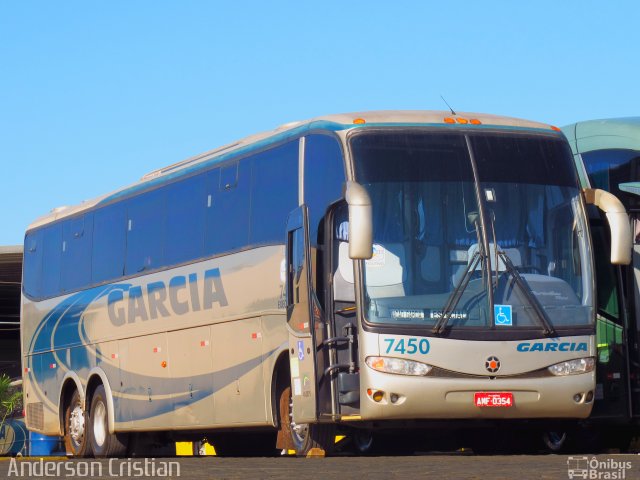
left=27, top=402, right=44, bottom=430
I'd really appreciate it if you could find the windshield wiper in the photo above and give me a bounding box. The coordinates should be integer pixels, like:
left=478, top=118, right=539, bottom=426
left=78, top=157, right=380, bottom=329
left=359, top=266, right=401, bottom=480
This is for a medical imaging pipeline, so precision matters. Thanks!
left=432, top=250, right=481, bottom=334
left=433, top=212, right=487, bottom=335
left=496, top=251, right=556, bottom=337
left=484, top=208, right=556, bottom=336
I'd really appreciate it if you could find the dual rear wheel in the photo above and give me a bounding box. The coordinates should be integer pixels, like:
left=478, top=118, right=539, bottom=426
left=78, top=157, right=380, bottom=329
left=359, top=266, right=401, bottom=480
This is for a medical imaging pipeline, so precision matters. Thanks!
left=63, top=385, right=128, bottom=458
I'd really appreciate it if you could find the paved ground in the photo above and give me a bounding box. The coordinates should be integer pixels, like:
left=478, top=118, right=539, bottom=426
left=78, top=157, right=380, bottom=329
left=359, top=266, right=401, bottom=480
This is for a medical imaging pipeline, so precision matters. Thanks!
left=1, top=453, right=639, bottom=480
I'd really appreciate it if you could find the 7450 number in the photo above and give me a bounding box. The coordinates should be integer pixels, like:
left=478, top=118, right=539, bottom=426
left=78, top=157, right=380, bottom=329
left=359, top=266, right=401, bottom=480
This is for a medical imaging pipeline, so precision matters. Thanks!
left=383, top=337, right=430, bottom=355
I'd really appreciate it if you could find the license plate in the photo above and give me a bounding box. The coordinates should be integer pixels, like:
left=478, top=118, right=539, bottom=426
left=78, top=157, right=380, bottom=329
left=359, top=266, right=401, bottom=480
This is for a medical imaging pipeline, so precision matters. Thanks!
left=474, top=392, right=514, bottom=407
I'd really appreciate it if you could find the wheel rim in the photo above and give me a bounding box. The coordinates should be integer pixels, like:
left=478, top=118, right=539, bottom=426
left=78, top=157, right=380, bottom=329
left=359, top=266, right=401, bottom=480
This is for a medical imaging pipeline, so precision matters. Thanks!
left=92, top=400, right=107, bottom=447
left=288, top=394, right=308, bottom=446
left=69, top=403, right=85, bottom=449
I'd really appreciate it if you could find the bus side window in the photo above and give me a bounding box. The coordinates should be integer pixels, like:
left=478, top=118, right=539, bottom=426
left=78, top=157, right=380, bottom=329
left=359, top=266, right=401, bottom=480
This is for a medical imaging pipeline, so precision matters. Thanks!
left=92, top=204, right=126, bottom=284
left=304, top=134, right=345, bottom=248
left=205, top=161, right=250, bottom=254
left=125, top=189, right=166, bottom=275
left=250, top=141, right=298, bottom=245
left=304, top=134, right=345, bottom=306
left=23, top=230, right=43, bottom=298
left=61, top=214, right=93, bottom=292
left=591, top=217, right=622, bottom=364
left=581, top=150, right=640, bottom=204
left=165, top=175, right=206, bottom=264
left=41, top=223, right=63, bottom=298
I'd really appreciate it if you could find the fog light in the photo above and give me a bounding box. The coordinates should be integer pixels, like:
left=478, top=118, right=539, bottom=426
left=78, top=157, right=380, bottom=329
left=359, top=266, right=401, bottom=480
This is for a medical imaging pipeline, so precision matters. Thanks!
left=585, top=391, right=594, bottom=402
left=372, top=390, right=384, bottom=402
left=390, top=393, right=399, bottom=404
left=573, top=393, right=583, bottom=403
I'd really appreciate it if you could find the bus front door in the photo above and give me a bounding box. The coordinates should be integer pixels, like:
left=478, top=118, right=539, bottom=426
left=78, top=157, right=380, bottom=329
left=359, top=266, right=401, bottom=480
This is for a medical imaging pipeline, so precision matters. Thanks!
left=286, top=206, right=322, bottom=423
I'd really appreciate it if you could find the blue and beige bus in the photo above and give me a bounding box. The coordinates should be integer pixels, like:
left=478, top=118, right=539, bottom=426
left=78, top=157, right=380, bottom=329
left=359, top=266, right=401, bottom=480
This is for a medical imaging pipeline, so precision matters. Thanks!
left=563, top=117, right=640, bottom=451
left=21, top=111, right=630, bottom=457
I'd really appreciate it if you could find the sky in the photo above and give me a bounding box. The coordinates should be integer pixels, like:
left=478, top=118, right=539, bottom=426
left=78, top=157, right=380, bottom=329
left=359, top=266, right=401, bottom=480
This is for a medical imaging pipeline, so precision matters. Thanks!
left=1, top=1, right=639, bottom=246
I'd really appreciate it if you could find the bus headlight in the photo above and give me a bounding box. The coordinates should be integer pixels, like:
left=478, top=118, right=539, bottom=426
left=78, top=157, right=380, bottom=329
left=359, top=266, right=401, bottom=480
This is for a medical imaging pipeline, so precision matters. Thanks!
left=547, top=357, right=595, bottom=376
left=365, top=356, right=432, bottom=376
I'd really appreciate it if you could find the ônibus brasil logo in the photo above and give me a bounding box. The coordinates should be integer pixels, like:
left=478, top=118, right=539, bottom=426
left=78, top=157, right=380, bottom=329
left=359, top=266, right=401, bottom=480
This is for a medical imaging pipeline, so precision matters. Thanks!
left=567, top=456, right=633, bottom=479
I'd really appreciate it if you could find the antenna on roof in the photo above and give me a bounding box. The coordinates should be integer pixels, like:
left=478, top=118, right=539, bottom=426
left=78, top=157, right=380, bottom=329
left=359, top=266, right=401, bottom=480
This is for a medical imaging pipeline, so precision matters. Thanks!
left=440, top=95, right=456, bottom=116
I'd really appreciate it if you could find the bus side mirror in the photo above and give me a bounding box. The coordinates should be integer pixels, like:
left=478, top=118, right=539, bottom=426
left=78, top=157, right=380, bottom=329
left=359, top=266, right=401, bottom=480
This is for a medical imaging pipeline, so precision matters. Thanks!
left=583, top=188, right=632, bottom=265
left=345, top=181, right=373, bottom=259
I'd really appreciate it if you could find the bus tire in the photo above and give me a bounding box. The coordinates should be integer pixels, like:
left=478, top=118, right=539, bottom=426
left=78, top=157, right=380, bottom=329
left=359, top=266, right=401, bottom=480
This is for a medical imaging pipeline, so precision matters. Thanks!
left=542, top=430, right=572, bottom=453
left=63, top=389, right=91, bottom=457
left=279, top=385, right=335, bottom=457
left=88, top=385, right=128, bottom=457
left=351, top=429, right=376, bottom=455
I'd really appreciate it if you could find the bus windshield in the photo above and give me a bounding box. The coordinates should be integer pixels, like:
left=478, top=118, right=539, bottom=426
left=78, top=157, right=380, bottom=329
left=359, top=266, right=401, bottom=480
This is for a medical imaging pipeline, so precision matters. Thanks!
left=350, top=130, right=593, bottom=333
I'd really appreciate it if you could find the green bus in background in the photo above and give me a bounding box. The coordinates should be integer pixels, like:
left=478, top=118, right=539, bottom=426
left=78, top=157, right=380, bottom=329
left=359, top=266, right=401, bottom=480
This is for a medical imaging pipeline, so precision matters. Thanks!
left=563, top=118, right=640, bottom=452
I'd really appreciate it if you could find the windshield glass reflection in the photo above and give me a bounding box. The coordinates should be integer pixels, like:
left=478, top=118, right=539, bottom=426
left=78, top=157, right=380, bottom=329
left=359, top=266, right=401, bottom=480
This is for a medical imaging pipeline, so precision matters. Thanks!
left=346, top=130, right=593, bottom=331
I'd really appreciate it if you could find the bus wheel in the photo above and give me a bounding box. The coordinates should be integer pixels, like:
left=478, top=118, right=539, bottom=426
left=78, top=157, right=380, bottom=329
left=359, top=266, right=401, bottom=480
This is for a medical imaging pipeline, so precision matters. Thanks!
left=64, top=390, right=91, bottom=457
left=542, top=430, right=570, bottom=453
left=351, top=429, right=375, bottom=455
left=88, top=385, right=128, bottom=458
left=279, top=385, right=335, bottom=457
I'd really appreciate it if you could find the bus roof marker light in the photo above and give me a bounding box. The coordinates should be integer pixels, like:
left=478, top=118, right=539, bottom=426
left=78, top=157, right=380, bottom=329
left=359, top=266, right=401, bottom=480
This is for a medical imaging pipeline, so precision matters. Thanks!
left=456, top=118, right=469, bottom=125
left=353, top=118, right=366, bottom=124
left=444, top=117, right=455, bottom=124
left=551, top=126, right=561, bottom=132
left=470, top=119, right=482, bottom=125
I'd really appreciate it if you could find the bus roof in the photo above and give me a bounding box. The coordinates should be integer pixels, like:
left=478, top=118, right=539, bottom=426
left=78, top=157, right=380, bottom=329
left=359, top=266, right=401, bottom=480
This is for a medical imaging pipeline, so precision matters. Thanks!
left=27, top=110, right=559, bottom=231
left=562, top=117, right=640, bottom=155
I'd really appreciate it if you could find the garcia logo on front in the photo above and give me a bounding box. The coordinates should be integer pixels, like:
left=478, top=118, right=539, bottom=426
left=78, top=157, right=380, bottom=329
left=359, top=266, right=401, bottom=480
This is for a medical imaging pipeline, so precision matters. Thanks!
left=517, top=341, right=588, bottom=352
left=107, top=268, right=228, bottom=326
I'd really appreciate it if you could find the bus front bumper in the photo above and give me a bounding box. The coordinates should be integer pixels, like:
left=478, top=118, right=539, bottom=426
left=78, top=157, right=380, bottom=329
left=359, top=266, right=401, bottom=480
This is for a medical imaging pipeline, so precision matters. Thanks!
left=358, top=370, right=595, bottom=420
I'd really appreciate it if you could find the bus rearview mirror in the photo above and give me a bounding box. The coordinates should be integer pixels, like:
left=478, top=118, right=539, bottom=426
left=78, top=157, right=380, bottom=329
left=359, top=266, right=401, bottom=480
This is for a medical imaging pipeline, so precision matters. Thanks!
left=583, top=188, right=632, bottom=265
left=345, top=181, right=373, bottom=260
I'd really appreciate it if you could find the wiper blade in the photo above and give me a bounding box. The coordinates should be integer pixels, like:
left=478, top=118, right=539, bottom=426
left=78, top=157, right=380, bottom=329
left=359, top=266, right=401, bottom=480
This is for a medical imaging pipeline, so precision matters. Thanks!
left=432, top=251, right=481, bottom=334
left=497, top=251, right=556, bottom=337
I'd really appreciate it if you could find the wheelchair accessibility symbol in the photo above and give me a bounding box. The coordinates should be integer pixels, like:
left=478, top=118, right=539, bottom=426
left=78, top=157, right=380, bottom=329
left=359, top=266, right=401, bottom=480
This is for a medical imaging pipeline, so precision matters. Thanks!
left=494, top=305, right=512, bottom=326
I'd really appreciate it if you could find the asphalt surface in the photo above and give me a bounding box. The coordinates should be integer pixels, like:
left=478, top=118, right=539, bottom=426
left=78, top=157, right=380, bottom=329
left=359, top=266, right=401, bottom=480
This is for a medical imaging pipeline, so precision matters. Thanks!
left=1, top=453, right=639, bottom=480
